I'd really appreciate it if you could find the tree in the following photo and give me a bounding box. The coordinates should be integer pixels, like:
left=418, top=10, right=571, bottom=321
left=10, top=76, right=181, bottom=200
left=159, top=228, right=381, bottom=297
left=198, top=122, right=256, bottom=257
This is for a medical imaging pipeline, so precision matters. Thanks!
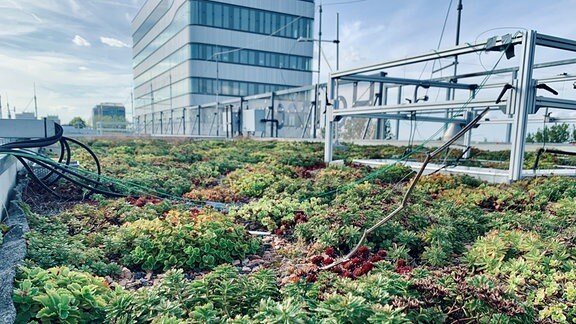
left=526, top=123, right=572, bottom=143
left=69, top=117, right=87, bottom=129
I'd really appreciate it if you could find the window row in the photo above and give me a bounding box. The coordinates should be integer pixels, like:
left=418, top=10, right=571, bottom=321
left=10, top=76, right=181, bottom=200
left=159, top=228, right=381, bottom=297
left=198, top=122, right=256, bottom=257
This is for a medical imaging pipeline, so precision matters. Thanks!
left=134, top=44, right=191, bottom=88
left=134, top=0, right=313, bottom=71
left=135, top=77, right=191, bottom=109
left=134, top=1, right=190, bottom=68
left=133, top=0, right=174, bottom=46
left=134, top=42, right=312, bottom=89
left=191, top=77, right=290, bottom=97
left=192, top=43, right=311, bottom=71
left=192, top=0, right=313, bottom=39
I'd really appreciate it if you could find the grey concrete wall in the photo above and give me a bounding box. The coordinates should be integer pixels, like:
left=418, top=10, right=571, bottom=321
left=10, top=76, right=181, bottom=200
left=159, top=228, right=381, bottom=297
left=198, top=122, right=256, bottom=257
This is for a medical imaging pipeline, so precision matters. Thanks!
left=0, top=156, right=19, bottom=222
left=0, top=179, right=28, bottom=324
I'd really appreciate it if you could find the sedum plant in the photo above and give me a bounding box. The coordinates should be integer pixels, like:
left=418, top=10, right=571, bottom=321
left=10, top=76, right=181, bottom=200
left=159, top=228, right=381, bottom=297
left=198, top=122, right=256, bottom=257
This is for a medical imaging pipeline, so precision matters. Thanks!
left=13, top=266, right=114, bottom=323
left=106, top=209, right=261, bottom=272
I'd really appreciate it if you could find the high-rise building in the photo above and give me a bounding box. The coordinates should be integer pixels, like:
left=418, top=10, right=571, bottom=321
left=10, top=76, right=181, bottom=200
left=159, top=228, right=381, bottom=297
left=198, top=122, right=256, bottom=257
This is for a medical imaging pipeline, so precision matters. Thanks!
left=132, top=0, right=315, bottom=120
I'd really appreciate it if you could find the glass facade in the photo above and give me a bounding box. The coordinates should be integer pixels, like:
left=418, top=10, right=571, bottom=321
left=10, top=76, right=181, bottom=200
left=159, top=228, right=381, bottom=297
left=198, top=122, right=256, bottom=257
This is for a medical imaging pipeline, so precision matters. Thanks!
left=134, top=44, right=311, bottom=89
left=133, top=0, right=174, bottom=46
left=134, top=1, right=190, bottom=68
left=136, top=77, right=289, bottom=108
left=133, top=0, right=314, bottom=110
left=134, top=0, right=314, bottom=68
left=191, top=77, right=290, bottom=97
left=134, top=44, right=191, bottom=87
left=191, top=1, right=313, bottom=39
left=191, top=44, right=311, bottom=71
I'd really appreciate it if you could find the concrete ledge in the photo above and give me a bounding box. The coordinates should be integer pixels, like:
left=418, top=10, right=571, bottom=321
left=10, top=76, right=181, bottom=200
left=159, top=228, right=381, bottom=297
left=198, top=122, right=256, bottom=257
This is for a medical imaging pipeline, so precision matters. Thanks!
left=0, top=155, right=20, bottom=222
left=0, top=179, right=28, bottom=324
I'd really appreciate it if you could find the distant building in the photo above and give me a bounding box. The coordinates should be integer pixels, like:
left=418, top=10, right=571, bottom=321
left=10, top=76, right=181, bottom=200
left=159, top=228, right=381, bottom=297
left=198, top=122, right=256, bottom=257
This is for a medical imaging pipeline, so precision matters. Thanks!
left=92, top=103, right=126, bottom=128
left=45, top=115, right=61, bottom=125
left=132, top=0, right=315, bottom=120
left=15, top=112, right=36, bottom=120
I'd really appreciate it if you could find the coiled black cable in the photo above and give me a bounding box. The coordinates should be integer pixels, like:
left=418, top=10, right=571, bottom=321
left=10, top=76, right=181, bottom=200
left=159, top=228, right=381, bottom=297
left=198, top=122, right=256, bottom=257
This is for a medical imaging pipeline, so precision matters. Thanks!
left=0, top=123, right=124, bottom=200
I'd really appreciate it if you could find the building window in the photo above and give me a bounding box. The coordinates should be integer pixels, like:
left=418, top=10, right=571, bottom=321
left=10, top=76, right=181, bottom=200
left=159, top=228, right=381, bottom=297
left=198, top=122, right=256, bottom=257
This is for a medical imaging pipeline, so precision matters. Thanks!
left=191, top=77, right=290, bottom=97
left=191, top=0, right=312, bottom=39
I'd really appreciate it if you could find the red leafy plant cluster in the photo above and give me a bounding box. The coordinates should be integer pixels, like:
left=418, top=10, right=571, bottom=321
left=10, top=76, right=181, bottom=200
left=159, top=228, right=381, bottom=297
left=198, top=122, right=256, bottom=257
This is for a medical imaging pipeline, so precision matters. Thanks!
left=395, top=258, right=413, bottom=274
left=294, top=163, right=325, bottom=178
left=275, top=210, right=309, bottom=235
left=307, top=246, right=387, bottom=282
left=126, top=196, right=163, bottom=207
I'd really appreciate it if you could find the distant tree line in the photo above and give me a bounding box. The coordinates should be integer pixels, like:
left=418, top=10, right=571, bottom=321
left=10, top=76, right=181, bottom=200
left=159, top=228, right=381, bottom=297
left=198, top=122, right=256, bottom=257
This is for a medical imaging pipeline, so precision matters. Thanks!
left=526, top=123, right=576, bottom=143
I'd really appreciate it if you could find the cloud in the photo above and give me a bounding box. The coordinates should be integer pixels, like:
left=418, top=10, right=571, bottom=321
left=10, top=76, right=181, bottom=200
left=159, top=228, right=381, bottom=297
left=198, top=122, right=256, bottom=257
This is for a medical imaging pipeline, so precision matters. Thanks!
left=100, top=36, right=129, bottom=48
left=72, top=35, right=91, bottom=47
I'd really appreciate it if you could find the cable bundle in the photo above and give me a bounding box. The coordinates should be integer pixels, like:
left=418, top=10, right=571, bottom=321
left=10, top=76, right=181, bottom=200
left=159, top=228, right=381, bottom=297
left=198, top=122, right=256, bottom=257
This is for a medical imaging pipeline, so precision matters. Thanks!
left=0, top=123, right=123, bottom=199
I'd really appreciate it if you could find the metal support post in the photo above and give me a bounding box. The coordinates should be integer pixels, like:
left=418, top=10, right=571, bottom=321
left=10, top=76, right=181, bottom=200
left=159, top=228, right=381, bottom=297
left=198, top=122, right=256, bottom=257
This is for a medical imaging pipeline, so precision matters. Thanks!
left=509, top=31, right=536, bottom=181
left=376, top=82, right=386, bottom=139
left=171, top=109, right=174, bottom=135
left=271, top=92, right=276, bottom=137
left=393, top=86, right=402, bottom=139
left=182, top=108, right=186, bottom=135
left=324, top=79, right=337, bottom=162
left=160, top=111, right=164, bottom=135
left=197, top=108, right=201, bottom=136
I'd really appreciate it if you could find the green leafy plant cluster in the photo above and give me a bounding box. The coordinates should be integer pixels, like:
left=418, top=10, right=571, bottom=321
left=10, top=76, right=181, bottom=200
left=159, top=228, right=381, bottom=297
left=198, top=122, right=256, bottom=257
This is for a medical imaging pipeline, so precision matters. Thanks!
left=225, top=162, right=296, bottom=198
left=106, top=265, right=278, bottom=323
left=24, top=206, right=121, bottom=277
left=13, top=266, right=114, bottom=323
left=106, top=209, right=261, bottom=272
left=230, top=196, right=322, bottom=231
left=465, top=230, right=576, bottom=322
left=0, top=223, right=8, bottom=245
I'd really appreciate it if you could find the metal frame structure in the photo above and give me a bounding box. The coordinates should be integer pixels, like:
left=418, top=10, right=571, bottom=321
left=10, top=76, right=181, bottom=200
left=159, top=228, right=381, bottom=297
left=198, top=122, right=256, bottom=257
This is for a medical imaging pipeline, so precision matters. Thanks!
left=324, top=30, right=576, bottom=182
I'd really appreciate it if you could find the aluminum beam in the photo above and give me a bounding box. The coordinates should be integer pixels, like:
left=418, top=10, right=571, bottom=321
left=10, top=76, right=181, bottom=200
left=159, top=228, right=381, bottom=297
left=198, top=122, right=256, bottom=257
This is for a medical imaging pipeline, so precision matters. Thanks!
left=341, top=113, right=466, bottom=124
left=332, top=34, right=523, bottom=78
left=509, top=31, right=536, bottom=182
left=338, top=75, right=477, bottom=90
left=535, top=96, right=576, bottom=111
left=536, top=33, right=576, bottom=52
left=331, top=99, right=505, bottom=118
left=479, top=116, right=576, bottom=125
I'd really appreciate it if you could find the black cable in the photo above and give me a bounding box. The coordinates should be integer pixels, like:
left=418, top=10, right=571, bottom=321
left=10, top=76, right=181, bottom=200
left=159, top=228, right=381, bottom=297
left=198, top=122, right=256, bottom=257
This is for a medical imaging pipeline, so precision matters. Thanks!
left=0, top=123, right=118, bottom=200
left=14, top=155, right=61, bottom=197
left=40, top=138, right=71, bottom=185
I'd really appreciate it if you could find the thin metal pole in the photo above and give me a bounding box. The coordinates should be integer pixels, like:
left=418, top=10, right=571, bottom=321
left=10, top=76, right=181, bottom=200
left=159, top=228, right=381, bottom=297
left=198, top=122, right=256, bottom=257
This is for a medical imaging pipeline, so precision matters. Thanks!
left=313, top=4, right=323, bottom=139
left=271, top=92, right=275, bottom=137
left=336, top=12, right=340, bottom=70
left=453, top=0, right=463, bottom=95
left=34, top=83, right=38, bottom=119
left=182, top=108, right=186, bottom=135
left=131, top=91, right=134, bottom=133
left=216, top=55, right=220, bottom=136
left=150, top=84, right=155, bottom=134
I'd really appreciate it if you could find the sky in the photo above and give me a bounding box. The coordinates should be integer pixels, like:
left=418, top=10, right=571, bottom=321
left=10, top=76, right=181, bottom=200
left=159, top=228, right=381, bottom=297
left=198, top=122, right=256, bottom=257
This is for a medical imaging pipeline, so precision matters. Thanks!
left=1, top=0, right=576, bottom=126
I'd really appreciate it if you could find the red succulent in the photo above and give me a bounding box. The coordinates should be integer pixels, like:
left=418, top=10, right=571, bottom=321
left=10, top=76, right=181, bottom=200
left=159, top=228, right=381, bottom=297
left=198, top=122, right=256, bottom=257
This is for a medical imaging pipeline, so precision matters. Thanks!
left=311, top=255, right=324, bottom=266
left=324, top=247, right=336, bottom=257
left=322, top=256, right=335, bottom=265
left=369, top=255, right=382, bottom=263
left=306, top=273, right=318, bottom=283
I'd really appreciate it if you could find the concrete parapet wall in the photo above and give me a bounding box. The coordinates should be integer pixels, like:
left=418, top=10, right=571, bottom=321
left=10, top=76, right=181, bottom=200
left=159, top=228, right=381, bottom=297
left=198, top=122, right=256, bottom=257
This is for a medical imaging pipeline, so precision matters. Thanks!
left=0, top=156, right=20, bottom=221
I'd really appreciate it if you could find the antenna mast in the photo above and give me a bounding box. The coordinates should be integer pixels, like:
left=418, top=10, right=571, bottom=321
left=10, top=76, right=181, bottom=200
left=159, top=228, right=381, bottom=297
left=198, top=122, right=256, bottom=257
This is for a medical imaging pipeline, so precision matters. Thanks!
left=34, top=83, right=38, bottom=119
